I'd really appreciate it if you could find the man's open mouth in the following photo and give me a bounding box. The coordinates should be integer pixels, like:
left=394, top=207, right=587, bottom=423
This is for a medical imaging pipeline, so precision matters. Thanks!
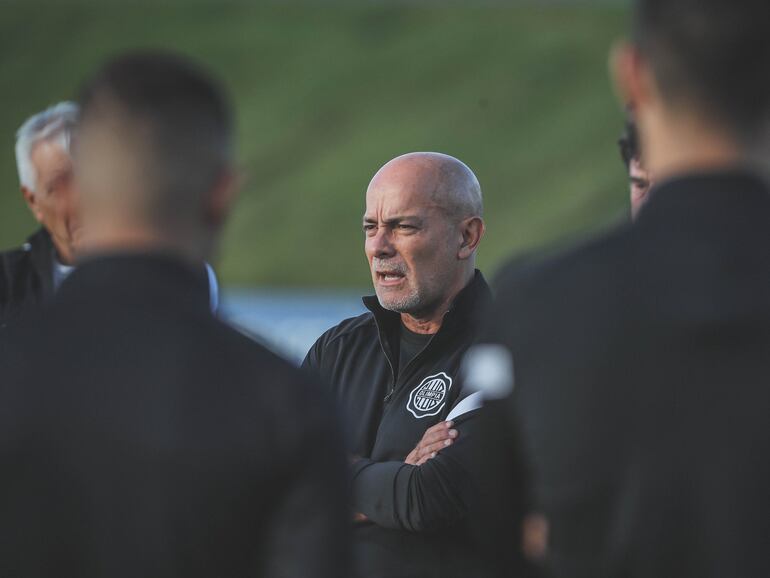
left=376, top=271, right=406, bottom=285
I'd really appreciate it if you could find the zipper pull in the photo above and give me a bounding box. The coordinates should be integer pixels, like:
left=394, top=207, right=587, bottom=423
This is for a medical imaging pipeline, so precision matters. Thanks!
left=383, top=389, right=394, bottom=403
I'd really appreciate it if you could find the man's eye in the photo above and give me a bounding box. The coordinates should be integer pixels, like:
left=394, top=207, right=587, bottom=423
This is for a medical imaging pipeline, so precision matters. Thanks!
left=363, top=224, right=376, bottom=232
left=397, top=224, right=416, bottom=230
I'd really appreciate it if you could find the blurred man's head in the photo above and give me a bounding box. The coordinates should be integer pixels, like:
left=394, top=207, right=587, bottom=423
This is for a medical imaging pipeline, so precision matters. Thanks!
left=15, top=102, right=80, bottom=264
left=613, top=0, right=770, bottom=179
left=364, top=152, right=485, bottom=332
left=618, top=113, right=653, bottom=219
left=75, top=51, right=236, bottom=263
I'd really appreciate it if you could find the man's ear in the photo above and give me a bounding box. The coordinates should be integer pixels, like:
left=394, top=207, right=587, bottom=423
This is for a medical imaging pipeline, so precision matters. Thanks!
left=21, top=186, right=44, bottom=224
left=610, top=41, right=653, bottom=112
left=458, top=216, right=485, bottom=260
left=204, top=167, right=240, bottom=229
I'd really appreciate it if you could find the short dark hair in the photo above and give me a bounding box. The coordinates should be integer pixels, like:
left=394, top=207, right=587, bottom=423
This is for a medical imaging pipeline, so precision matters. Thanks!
left=618, top=112, right=640, bottom=169
left=77, top=50, right=233, bottom=225
left=633, top=0, right=770, bottom=143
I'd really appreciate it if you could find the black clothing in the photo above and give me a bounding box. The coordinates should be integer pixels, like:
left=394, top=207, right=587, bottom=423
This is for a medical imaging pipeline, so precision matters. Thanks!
left=0, top=253, right=350, bottom=578
left=304, top=271, right=501, bottom=578
left=398, top=324, right=432, bottom=377
left=0, top=228, right=56, bottom=328
left=0, top=229, right=218, bottom=329
left=485, top=170, right=770, bottom=578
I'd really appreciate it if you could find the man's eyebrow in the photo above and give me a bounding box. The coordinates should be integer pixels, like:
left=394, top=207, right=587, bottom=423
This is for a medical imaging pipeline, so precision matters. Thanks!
left=365, top=215, right=422, bottom=223
left=362, top=215, right=427, bottom=229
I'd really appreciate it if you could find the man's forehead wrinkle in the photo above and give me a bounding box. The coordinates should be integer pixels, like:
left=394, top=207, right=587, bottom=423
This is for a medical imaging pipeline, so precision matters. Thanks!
left=367, top=180, right=439, bottom=213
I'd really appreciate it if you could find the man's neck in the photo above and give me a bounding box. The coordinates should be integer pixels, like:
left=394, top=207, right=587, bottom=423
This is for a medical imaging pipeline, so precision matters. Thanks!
left=643, top=110, right=744, bottom=183
left=400, top=313, right=443, bottom=335
left=76, top=223, right=206, bottom=266
left=399, top=268, right=475, bottom=335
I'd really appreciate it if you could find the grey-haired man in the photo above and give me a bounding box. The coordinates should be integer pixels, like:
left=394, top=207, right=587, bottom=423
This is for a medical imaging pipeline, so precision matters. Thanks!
left=1, top=102, right=220, bottom=327
left=0, top=102, right=80, bottom=327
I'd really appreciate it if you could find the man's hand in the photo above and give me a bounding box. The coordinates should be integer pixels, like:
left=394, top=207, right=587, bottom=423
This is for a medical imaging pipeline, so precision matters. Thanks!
left=404, top=421, right=458, bottom=466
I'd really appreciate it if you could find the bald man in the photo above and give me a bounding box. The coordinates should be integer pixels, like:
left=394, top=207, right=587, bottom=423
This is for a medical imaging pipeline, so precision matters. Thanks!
left=303, top=152, right=496, bottom=578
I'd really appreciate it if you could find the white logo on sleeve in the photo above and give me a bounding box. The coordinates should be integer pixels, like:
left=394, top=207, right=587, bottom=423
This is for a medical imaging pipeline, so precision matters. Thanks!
left=406, top=372, right=453, bottom=419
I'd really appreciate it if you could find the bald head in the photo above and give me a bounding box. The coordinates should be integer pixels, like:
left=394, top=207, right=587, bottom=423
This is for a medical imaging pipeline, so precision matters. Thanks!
left=368, top=152, right=483, bottom=222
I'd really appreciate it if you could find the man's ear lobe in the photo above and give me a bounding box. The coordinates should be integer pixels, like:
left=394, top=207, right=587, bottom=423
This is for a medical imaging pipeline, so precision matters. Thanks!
left=21, top=186, right=44, bottom=223
left=458, top=217, right=485, bottom=260
left=610, top=41, right=649, bottom=111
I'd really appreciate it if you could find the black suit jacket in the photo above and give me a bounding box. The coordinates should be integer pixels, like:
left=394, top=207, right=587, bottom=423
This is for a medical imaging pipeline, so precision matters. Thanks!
left=485, top=170, right=770, bottom=578
left=0, top=253, right=350, bottom=578
left=0, top=228, right=56, bottom=328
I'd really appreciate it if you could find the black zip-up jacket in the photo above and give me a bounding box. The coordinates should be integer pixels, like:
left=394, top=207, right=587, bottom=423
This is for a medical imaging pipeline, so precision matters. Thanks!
left=0, top=228, right=55, bottom=328
left=304, top=271, right=492, bottom=578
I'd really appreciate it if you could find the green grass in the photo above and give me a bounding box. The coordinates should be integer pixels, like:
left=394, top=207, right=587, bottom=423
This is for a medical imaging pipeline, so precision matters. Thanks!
left=0, top=1, right=630, bottom=287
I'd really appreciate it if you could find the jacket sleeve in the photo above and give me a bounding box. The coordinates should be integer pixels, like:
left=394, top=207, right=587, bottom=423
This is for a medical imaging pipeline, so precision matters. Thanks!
left=350, top=409, right=482, bottom=532
left=262, top=380, right=351, bottom=578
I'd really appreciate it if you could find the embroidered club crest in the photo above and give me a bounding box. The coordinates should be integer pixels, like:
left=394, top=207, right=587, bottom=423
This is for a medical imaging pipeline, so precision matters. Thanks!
left=406, top=372, right=453, bottom=419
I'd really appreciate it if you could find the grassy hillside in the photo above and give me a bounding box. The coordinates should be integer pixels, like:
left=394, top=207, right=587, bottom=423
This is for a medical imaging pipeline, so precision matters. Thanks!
left=0, top=2, right=630, bottom=288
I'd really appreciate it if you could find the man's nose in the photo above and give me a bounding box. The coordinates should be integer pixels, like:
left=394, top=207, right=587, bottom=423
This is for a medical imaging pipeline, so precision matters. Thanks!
left=368, top=226, right=396, bottom=259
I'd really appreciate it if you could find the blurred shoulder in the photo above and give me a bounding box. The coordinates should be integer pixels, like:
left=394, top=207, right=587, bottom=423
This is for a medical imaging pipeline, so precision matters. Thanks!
left=0, top=241, right=32, bottom=262
left=494, top=221, right=634, bottom=306
left=0, top=229, right=50, bottom=267
left=0, top=240, right=34, bottom=283
left=487, top=221, right=639, bottom=352
left=209, top=316, right=298, bottom=372
left=206, top=317, right=339, bottom=414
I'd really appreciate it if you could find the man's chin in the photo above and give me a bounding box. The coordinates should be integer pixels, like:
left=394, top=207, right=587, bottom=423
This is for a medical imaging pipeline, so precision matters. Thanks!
left=376, top=291, right=420, bottom=314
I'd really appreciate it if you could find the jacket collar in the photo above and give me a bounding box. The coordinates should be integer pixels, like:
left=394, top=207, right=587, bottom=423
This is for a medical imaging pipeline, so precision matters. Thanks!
left=637, top=168, right=770, bottom=224
left=57, top=251, right=212, bottom=314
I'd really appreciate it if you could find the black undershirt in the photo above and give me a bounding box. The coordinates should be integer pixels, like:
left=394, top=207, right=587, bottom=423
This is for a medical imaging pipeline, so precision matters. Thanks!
left=398, top=323, right=433, bottom=377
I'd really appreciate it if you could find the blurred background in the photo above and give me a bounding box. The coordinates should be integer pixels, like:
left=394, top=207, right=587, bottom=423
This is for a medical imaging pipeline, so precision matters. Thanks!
left=0, top=0, right=630, bottom=361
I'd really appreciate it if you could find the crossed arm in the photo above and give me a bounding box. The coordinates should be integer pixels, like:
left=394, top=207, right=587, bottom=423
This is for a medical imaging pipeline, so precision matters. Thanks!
left=301, top=347, right=479, bottom=534
left=350, top=413, right=481, bottom=532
